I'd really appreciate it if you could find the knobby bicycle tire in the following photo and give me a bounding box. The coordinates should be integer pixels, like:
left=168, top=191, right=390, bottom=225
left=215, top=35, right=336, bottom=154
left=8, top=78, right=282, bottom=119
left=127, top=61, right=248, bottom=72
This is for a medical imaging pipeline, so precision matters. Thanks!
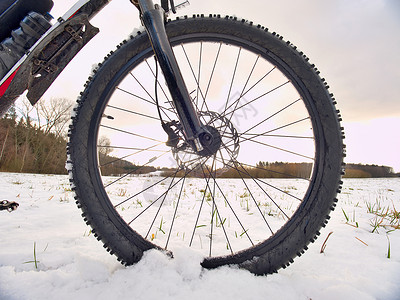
left=67, top=15, right=345, bottom=275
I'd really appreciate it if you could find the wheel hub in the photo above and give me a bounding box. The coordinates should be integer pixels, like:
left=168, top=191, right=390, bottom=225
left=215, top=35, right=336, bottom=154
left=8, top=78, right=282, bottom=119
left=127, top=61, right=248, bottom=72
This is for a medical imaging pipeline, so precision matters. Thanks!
left=197, top=125, right=222, bottom=157
left=170, top=111, right=240, bottom=171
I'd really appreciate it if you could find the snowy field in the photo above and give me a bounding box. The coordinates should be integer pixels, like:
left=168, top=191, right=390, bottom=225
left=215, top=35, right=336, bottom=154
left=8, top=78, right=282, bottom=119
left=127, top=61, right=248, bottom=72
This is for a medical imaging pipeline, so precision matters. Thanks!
left=0, top=172, right=399, bottom=300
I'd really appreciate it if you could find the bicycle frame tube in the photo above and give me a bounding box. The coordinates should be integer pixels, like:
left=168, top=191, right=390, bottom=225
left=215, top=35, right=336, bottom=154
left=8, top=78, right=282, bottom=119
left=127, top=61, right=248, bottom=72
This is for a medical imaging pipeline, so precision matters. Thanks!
left=0, top=0, right=110, bottom=116
left=138, top=0, right=208, bottom=150
left=0, top=0, right=108, bottom=86
left=0, top=0, right=207, bottom=146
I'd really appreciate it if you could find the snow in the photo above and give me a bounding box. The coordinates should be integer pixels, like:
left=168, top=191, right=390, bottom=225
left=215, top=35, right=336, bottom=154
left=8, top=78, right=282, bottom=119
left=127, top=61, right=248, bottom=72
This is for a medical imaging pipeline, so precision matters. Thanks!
left=0, top=172, right=399, bottom=300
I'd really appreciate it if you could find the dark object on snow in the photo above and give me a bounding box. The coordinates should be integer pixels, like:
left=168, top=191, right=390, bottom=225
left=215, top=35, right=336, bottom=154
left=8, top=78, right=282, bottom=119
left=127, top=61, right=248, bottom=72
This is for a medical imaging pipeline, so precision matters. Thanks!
left=0, top=200, right=19, bottom=212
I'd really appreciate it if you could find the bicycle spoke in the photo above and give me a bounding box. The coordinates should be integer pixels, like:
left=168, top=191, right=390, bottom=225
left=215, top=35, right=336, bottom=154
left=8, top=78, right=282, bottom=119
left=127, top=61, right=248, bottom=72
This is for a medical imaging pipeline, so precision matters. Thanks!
left=127, top=168, right=181, bottom=226
left=200, top=160, right=234, bottom=256
left=100, top=142, right=165, bottom=167
left=165, top=176, right=186, bottom=249
left=130, top=72, right=156, bottom=102
left=243, top=138, right=314, bottom=161
left=116, top=87, right=175, bottom=118
left=98, top=145, right=167, bottom=152
left=236, top=98, right=302, bottom=138
left=144, top=59, right=175, bottom=109
left=203, top=163, right=254, bottom=247
left=215, top=154, right=291, bottom=219
left=223, top=116, right=312, bottom=155
left=209, top=164, right=216, bottom=256
left=180, top=44, right=210, bottom=121
left=215, top=154, right=304, bottom=203
left=241, top=133, right=313, bottom=139
left=100, top=124, right=163, bottom=143
left=222, top=47, right=242, bottom=114
left=221, top=80, right=289, bottom=120
left=219, top=54, right=260, bottom=140
left=125, top=152, right=208, bottom=217
left=203, top=42, right=222, bottom=105
left=228, top=159, right=311, bottom=181
left=233, top=161, right=274, bottom=235
left=144, top=172, right=179, bottom=240
left=104, top=150, right=169, bottom=188
left=114, top=171, right=176, bottom=209
left=106, top=104, right=159, bottom=121
left=189, top=174, right=212, bottom=247
left=222, top=54, right=259, bottom=122
left=236, top=165, right=290, bottom=220
left=218, top=65, right=276, bottom=119
left=196, top=42, right=202, bottom=108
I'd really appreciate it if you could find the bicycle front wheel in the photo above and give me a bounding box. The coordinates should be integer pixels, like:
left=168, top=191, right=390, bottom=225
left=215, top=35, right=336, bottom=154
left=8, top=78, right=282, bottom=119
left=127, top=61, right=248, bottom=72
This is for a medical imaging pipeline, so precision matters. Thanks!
left=68, top=15, right=344, bottom=275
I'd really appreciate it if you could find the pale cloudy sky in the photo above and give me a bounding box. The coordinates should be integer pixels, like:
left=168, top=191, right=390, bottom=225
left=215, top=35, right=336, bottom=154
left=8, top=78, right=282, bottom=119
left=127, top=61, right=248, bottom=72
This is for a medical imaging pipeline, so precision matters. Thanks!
left=45, top=0, right=400, bottom=171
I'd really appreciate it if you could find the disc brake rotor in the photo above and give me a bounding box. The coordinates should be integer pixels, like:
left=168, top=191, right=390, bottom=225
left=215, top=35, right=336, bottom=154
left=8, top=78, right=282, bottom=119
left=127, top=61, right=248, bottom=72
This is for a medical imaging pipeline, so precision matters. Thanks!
left=171, top=111, right=240, bottom=174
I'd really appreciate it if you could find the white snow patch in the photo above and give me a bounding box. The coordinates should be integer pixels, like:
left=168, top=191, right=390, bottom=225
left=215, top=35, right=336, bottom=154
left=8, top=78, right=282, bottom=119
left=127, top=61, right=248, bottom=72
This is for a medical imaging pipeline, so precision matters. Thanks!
left=0, top=173, right=399, bottom=299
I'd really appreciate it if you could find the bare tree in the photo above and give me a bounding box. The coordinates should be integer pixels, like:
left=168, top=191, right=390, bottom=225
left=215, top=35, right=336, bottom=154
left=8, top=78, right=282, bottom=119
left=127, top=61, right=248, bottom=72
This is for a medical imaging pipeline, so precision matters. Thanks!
left=18, top=97, right=35, bottom=126
left=0, top=127, right=9, bottom=164
left=1, top=96, right=74, bottom=173
left=98, top=135, right=112, bottom=156
left=37, top=97, right=73, bottom=138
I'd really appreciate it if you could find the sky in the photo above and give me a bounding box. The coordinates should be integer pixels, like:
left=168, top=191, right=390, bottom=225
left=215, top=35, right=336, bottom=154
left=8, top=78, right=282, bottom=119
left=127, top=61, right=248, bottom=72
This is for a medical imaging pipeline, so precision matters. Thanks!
left=43, top=0, right=400, bottom=171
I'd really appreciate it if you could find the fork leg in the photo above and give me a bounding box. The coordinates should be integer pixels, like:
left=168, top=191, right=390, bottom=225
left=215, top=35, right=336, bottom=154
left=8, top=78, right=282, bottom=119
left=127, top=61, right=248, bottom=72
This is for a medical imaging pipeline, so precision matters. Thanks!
left=138, top=0, right=211, bottom=151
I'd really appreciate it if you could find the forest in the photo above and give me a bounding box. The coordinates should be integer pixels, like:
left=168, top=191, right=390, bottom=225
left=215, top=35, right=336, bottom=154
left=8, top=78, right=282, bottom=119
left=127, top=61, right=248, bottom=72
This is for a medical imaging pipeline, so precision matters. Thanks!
left=0, top=98, right=71, bottom=174
left=201, top=161, right=397, bottom=179
left=0, top=99, right=398, bottom=178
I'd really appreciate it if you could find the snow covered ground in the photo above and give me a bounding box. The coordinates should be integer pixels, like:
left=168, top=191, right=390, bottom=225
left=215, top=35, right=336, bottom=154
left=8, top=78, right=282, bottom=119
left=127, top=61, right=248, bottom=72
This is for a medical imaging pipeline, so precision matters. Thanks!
left=0, top=172, right=399, bottom=300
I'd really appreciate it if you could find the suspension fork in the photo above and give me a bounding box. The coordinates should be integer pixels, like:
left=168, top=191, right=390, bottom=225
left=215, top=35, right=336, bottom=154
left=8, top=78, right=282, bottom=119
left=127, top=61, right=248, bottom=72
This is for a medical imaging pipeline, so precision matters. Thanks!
left=136, top=0, right=211, bottom=151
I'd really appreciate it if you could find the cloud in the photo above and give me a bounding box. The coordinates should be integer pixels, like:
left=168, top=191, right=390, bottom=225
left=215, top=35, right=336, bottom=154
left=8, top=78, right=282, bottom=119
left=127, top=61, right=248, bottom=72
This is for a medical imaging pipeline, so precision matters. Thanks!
left=41, top=0, right=399, bottom=171
left=45, top=0, right=400, bottom=124
left=183, top=0, right=400, bottom=122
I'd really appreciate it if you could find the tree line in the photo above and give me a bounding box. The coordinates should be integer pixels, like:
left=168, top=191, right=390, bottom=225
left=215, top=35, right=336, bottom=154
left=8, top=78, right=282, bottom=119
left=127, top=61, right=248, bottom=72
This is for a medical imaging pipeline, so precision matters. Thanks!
left=161, top=161, right=397, bottom=179
left=230, top=161, right=397, bottom=178
left=216, top=162, right=313, bottom=179
left=213, top=162, right=397, bottom=179
left=343, top=163, right=396, bottom=178
left=0, top=99, right=398, bottom=178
